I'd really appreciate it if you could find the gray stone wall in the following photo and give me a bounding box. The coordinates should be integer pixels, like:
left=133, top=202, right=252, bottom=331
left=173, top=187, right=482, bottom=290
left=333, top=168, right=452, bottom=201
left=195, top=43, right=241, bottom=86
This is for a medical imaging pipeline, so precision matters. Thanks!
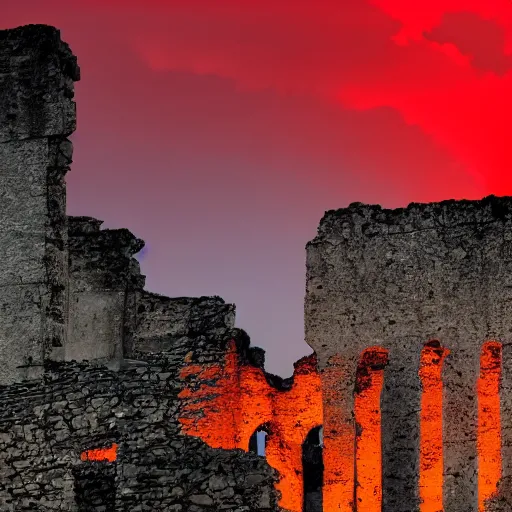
left=0, top=342, right=280, bottom=511
left=66, top=216, right=235, bottom=367
left=0, top=25, right=79, bottom=385
left=305, top=196, right=512, bottom=511
left=129, top=292, right=235, bottom=356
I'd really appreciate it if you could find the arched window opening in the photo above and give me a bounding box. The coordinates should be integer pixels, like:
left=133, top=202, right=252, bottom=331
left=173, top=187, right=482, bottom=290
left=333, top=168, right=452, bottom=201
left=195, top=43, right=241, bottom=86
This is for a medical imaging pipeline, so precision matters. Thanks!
left=303, top=425, right=324, bottom=512
left=248, top=424, right=270, bottom=457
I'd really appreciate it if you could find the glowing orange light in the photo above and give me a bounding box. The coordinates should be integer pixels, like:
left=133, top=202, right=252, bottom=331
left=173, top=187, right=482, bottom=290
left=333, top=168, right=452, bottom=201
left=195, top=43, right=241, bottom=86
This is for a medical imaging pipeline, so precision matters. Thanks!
left=178, top=341, right=322, bottom=512
left=419, top=340, right=449, bottom=512
left=266, top=431, right=305, bottom=511
left=354, top=347, right=388, bottom=512
left=266, top=355, right=322, bottom=512
left=80, top=443, right=118, bottom=462
left=178, top=343, right=242, bottom=449
left=478, top=341, right=502, bottom=511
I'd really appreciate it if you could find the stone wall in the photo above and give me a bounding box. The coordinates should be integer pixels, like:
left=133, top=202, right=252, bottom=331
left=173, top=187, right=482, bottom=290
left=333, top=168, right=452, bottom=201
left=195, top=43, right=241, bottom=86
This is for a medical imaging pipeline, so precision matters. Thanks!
left=0, top=337, right=280, bottom=511
left=178, top=331, right=322, bottom=512
left=128, top=291, right=235, bottom=357
left=305, top=197, right=512, bottom=511
left=0, top=25, right=79, bottom=385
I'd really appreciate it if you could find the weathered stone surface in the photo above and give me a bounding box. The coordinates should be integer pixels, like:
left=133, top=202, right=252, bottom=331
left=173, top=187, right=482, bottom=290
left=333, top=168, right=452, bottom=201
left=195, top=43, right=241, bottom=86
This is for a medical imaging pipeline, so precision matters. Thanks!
left=130, top=292, right=235, bottom=356
left=178, top=330, right=322, bottom=512
left=0, top=345, right=281, bottom=511
left=0, top=25, right=79, bottom=385
left=0, top=24, right=79, bottom=142
left=66, top=216, right=145, bottom=364
left=305, top=196, right=512, bottom=511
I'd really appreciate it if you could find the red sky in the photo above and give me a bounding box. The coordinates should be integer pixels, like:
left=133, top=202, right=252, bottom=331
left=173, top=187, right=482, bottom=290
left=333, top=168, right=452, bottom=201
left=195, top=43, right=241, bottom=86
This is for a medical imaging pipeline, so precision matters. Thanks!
left=3, top=0, right=511, bottom=374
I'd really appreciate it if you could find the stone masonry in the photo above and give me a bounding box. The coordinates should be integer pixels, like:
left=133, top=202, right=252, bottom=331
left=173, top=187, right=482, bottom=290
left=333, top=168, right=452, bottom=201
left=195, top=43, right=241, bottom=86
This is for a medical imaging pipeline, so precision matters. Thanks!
left=0, top=24, right=78, bottom=385
left=0, top=25, right=282, bottom=512
left=305, top=198, right=512, bottom=511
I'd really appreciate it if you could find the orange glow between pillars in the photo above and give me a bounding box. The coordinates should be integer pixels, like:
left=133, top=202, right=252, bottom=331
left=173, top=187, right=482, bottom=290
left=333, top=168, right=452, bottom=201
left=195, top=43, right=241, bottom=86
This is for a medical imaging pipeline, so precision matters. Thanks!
left=418, top=340, right=449, bottom=512
left=266, top=430, right=305, bottom=511
left=477, top=341, right=502, bottom=512
left=80, top=443, right=118, bottom=462
left=178, top=341, right=322, bottom=512
left=354, top=347, right=388, bottom=512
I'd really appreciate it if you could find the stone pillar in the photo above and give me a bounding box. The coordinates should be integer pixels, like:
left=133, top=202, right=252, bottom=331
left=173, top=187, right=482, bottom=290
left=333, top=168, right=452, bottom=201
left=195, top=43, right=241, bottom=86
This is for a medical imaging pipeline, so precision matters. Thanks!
left=482, top=227, right=512, bottom=510
left=305, top=197, right=512, bottom=512
left=442, top=346, right=480, bottom=510
left=381, top=341, right=422, bottom=511
left=0, top=25, right=79, bottom=384
left=499, top=337, right=512, bottom=507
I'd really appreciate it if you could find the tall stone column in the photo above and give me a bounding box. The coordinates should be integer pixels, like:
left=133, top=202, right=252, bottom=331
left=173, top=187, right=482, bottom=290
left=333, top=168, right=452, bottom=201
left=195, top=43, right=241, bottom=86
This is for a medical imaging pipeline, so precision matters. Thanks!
left=0, top=25, right=79, bottom=384
left=381, top=341, right=422, bottom=511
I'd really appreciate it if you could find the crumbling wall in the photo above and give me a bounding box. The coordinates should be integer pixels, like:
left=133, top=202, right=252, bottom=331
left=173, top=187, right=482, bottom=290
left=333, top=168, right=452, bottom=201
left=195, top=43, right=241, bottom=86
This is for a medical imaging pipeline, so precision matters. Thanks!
left=0, top=25, right=79, bottom=384
left=0, top=344, right=280, bottom=511
left=305, top=197, right=512, bottom=511
left=127, top=291, right=235, bottom=356
left=179, top=330, right=323, bottom=512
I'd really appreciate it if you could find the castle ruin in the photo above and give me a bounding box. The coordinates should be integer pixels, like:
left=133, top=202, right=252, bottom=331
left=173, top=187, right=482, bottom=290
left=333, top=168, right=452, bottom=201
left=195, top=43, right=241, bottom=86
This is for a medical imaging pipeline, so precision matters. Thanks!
left=0, top=23, right=510, bottom=512
left=305, top=200, right=512, bottom=511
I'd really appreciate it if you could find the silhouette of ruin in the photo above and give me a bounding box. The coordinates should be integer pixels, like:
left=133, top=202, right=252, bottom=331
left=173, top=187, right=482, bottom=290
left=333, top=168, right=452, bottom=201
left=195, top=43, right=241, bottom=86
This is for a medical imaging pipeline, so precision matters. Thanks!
left=0, top=23, right=510, bottom=512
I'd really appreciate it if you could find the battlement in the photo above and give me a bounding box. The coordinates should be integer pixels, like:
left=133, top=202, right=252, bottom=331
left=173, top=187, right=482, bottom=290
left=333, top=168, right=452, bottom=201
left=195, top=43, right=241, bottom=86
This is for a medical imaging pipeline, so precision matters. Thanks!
left=312, top=195, right=512, bottom=242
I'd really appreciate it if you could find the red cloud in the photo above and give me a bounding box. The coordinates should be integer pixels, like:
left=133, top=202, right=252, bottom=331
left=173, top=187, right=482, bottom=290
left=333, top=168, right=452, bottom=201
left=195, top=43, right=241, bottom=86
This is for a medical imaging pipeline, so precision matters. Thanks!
left=3, top=0, right=511, bottom=196
left=425, top=12, right=512, bottom=75
left=116, top=0, right=511, bottom=194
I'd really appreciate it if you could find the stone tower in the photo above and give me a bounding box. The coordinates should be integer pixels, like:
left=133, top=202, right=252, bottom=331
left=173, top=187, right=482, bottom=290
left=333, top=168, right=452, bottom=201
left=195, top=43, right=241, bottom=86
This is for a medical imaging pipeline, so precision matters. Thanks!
left=0, top=25, right=80, bottom=384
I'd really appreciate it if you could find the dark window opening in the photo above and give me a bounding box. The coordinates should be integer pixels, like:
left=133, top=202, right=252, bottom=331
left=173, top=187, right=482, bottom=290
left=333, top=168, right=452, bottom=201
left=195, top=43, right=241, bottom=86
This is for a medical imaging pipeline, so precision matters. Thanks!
left=303, top=425, right=324, bottom=512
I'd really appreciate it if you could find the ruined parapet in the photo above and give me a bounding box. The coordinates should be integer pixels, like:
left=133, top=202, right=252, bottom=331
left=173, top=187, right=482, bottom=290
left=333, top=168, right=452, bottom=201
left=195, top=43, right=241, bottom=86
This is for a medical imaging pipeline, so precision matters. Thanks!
left=66, top=216, right=144, bottom=364
left=126, top=291, right=235, bottom=358
left=0, top=25, right=79, bottom=384
left=0, top=349, right=282, bottom=511
left=305, top=196, right=512, bottom=511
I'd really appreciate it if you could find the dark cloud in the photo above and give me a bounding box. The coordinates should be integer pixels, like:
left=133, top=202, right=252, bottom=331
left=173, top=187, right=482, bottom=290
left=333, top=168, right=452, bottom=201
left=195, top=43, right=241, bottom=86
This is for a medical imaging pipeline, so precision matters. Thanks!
left=425, top=11, right=512, bottom=75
